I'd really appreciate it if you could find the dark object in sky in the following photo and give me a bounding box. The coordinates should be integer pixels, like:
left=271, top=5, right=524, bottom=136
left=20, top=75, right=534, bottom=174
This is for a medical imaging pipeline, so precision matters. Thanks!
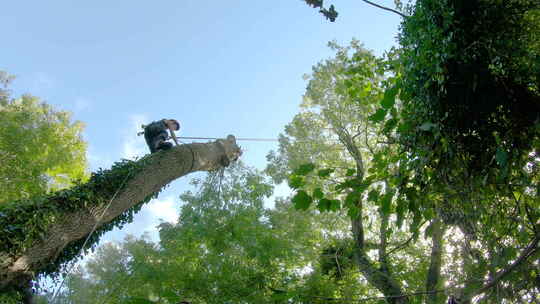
left=305, top=0, right=323, bottom=8
left=320, top=5, right=338, bottom=22
left=303, top=0, right=338, bottom=22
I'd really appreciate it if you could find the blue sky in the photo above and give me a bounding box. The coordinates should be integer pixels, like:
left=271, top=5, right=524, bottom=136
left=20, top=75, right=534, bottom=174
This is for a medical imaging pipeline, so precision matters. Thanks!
left=1, top=1, right=401, bottom=242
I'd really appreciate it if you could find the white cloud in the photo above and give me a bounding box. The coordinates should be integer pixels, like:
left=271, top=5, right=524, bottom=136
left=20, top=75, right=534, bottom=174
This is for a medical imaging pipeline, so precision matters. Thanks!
left=122, top=114, right=148, bottom=160
left=101, top=195, right=180, bottom=243
left=146, top=195, right=179, bottom=225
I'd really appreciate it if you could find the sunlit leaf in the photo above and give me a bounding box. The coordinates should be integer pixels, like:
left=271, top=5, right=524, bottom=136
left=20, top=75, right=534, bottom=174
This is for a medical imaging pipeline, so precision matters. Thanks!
left=381, top=86, right=398, bottom=109
left=288, top=175, right=305, bottom=189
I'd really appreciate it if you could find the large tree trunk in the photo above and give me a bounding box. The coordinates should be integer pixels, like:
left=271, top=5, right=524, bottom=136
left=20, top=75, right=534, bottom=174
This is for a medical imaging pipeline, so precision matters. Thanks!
left=0, top=136, right=241, bottom=291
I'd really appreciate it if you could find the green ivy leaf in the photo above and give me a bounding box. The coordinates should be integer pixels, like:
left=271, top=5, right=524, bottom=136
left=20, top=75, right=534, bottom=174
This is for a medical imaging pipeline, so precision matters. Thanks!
left=495, top=148, right=508, bottom=167
left=383, top=118, right=398, bottom=133
left=368, top=189, right=379, bottom=202
left=329, top=199, right=341, bottom=211
left=397, top=122, right=412, bottom=133
left=381, top=85, right=398, bottom=109
left=347, top=206, right=360, bottom=219
left=380, top=192, right=393, bottom=215
left=292, top=190, right=312, bottom=210
left=345, top=192, right=359, bottom=207
left=346, top=168, right=356, bottom=177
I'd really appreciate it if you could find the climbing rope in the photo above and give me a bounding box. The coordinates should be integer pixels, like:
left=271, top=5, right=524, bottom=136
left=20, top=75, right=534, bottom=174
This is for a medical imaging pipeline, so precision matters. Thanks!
left=51, top=171, right=133, bottom=301
left=174, top=136, right=278, bottom=142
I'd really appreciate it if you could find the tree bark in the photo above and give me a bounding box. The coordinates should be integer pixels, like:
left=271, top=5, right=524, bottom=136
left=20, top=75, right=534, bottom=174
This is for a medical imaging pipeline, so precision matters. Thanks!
left=0, top=136, right=241, bottom=290
left=336, top=126, right=408, bottom=304
left=352, top=216, right=409, bottom=304
left=425, top=218, right=445, bottom=304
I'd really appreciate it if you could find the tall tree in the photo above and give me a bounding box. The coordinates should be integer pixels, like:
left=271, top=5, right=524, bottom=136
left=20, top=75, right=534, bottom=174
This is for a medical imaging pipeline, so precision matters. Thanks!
left=0, top=72, right=87, bottom=204
left=271, top=37, right=540, bottom=303
left=268, top=41, right=420, bottom=303
left=52, top=163, right=359, bottom=303
left=300, top=1, right=540, bottom=302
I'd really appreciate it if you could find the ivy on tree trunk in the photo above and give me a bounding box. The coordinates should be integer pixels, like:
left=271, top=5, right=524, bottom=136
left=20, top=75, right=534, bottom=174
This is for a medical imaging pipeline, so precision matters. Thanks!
left=0, top=136, right=241, bottom=294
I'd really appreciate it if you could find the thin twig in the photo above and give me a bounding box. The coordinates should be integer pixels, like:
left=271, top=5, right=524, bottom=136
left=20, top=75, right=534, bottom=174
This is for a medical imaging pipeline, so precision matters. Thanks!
left=386, top=234, right=414, bottom=256
left=360, top=0, right=408, bottom=18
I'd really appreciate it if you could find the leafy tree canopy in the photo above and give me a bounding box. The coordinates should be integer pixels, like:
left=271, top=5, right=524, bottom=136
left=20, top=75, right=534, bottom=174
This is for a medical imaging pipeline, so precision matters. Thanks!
left=0, top=71, right=88, bottom=204
left=394, top=0, right=540, bottom=189
left=49, top=163, right=370, bottom=303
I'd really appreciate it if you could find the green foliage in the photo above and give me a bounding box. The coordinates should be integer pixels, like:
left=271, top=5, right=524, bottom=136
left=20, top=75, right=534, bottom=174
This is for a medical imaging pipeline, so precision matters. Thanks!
left=319, top=241, right=355, bottom=280
left=55, top=163, right=363, bottom=303
left=395, top=0, right=540, bottom=188
left=380, top=84, right=398, bottom=109
left=368, top=108, right=387, bottom=122
left=0, top=73, right=88, bottom=203
left=271, top=31, right=540, bottom=301
left=0, top=289, right=23, bottom=304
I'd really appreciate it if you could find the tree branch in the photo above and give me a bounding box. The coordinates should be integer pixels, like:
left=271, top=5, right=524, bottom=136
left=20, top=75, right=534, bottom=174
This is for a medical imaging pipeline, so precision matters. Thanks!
left=360, top=0, right=408, bottom=18
left=351, top=195, right=407, bottom=303
left=462, top=233, right=540, bottom=302
left=0, top=136, right=241, bottom=290
left=386, top=234, right=414, bottom=256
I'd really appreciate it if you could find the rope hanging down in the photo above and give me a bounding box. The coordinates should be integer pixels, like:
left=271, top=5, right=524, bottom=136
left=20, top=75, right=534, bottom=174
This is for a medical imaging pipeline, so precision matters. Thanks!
left=51, top=171, right=133, bottom=302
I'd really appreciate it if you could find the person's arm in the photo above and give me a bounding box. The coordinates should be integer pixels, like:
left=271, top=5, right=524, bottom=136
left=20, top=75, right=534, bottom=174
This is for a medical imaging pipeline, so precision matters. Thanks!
left=168, top=127, right=180, bottom=146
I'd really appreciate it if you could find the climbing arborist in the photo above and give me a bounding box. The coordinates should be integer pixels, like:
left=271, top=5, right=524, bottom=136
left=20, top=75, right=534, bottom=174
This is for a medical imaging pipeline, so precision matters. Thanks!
left=138, top=119, right=180, bottom=153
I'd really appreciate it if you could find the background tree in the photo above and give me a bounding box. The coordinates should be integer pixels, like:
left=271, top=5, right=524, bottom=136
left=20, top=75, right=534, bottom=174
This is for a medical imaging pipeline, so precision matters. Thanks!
left=0, top=71, right=88, bottom=204
left=300, top=1, right=540, bottom=302
left=51, top=163, right=365, bottom=303
left=267, top=41, right=428, bottom=303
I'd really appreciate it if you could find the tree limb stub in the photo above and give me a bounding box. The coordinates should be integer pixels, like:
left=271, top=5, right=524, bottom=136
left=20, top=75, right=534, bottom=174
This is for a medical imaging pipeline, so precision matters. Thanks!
left=0, top=135, right=241, bottom=290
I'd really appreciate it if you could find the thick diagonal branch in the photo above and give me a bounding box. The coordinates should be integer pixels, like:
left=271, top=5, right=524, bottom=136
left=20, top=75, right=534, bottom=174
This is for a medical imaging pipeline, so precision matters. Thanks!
left=352, top=215, right=409, bottom=304
left=339, top=127, right=407, bottom=303
left=0, top=136, right=241, bottom=290
left=461, top=232, right=540, bottom=302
